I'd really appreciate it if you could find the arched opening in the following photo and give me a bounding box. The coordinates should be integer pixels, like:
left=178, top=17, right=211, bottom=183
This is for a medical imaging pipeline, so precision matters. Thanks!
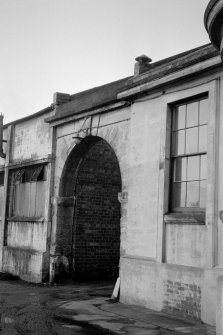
left=57, top=136, right=122, bottom=280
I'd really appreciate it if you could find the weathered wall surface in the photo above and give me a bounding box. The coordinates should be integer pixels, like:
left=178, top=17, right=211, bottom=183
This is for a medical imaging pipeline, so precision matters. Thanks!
left=54, top=107, right=130, bottom=195
left=0, top=49, right=222, bottom=327
left=51, top=107, right=130, bottom=263
left=120, top=256, right=223, bottom=325
left=2, top=246, right=45, bottom=283
left=1, top=111, right=53, bottom=282
left=120, top=257, right=204, bottom=320
left=124, top=98, right=162, bottom=259
left=120, top=75, right=221, bottom=325
left=165, top=224, right=206, bottom=267
left=6, top=220, right=47, bottom=251
left=10, top=112, right=53, bottom=162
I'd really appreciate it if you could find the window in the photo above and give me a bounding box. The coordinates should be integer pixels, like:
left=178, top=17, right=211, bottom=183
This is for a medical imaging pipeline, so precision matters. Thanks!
left=14, top=165, right=46, bottom=183
left=10, top=164, right=47, bottom=218
left=171, top=97, right=208, bottom=211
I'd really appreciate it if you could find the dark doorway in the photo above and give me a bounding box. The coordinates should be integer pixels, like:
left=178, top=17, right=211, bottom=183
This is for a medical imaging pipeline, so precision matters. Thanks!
left=58, top=136, right=122, bottom=281
left=73, top=139, right=121, bottom=279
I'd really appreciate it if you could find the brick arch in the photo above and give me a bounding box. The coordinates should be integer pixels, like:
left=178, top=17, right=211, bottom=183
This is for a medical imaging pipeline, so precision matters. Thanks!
left=57, top=135, right=122, bottom=279
left=59, top=135, right=101, bottom=197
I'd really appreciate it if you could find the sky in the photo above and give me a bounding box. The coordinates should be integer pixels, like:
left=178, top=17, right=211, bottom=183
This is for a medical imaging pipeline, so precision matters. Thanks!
left=0, top=0, right=211, bottom=124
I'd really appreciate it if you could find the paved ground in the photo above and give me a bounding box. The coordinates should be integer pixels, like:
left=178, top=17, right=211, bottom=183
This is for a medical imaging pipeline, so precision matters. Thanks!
left=0, top=276, right=216, bottom=334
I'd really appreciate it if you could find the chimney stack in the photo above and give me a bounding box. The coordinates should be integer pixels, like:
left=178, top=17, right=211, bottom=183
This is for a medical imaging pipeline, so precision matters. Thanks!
left=134, top=54, right=152, bottom=75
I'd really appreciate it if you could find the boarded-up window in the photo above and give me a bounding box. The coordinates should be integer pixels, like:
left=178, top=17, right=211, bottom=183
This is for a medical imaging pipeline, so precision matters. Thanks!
left=11, top=165, right=47, bottom=218
left=0, top=172, right=4, bottom=218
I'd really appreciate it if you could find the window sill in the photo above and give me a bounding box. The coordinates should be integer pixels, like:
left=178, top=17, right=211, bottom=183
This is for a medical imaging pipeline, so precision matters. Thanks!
left=164, top=212, right=205, bottom=225
left=7, top=217, right=44, bottom=223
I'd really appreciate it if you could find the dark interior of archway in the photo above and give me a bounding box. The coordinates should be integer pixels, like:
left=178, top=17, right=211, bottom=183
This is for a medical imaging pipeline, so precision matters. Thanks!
left=73, top=139, right=121, bottom=280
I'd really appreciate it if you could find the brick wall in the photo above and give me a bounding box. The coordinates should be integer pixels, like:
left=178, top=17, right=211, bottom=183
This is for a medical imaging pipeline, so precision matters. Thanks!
left=74, top=140, right=121, bottom=278
left=163, top=280, right=201, bottom=320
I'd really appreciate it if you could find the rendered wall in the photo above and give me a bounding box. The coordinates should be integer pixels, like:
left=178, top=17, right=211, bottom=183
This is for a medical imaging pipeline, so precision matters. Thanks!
left=120, top=257, right=203, bottom=320
left=11, top=114, right=53, bottom=162
left=124, top=98, right=161, bottom=259
left=120, top=75, right=222, bottom=325
left=165, top=224, right=206, bottom=267
left=7, top=220, right=47, bottom=250
left=1, top=111, right=54, bottom=282
left=2, top=246, right=45, bottom=283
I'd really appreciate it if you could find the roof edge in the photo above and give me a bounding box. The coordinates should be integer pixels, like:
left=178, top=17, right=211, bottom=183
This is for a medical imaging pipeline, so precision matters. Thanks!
left=4, top=106, right=53, bottom=129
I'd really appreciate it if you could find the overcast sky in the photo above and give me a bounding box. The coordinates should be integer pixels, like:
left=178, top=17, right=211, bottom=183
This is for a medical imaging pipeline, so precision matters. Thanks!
left=0, top=0, right=211, bottom=124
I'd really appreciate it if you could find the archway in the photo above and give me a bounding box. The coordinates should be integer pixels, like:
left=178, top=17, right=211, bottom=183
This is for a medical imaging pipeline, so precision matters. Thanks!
left=58, top=136, right=122, bottom=280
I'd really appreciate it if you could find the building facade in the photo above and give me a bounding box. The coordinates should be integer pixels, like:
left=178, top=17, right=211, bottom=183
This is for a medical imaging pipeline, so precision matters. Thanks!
left=0, top=2, right=223, bottom=325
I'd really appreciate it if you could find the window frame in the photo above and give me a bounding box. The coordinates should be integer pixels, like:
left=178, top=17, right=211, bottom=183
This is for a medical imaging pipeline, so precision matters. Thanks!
left=169, top=95, right=208, bottom=213
left=159, top=82, right=219, bottom=264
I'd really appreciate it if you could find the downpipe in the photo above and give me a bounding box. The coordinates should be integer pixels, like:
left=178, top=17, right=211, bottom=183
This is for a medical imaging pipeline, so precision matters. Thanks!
left=0, top=114, right=6, bottom=158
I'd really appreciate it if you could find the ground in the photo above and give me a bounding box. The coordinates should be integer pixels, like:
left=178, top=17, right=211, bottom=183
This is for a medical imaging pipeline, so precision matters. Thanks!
left=0, top=275, right=216, bottom=335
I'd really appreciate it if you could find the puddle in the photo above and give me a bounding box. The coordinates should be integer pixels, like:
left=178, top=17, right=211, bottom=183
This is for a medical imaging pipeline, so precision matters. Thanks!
left=88, top=290, right=111, bottom=298
left=55, top=315, right=111, bottom=334
left=50, top=291, right=89, bottom=301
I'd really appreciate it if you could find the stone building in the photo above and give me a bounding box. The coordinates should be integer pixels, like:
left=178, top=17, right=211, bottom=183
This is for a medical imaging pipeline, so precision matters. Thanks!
left=0, top=0, right=222, bottom=326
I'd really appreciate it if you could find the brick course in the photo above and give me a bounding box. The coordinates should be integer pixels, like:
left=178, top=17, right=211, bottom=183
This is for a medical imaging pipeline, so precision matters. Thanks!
left=163, top=280, right=201, bottom=320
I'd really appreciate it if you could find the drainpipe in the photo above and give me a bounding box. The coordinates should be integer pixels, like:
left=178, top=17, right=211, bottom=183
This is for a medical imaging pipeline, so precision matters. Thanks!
left=0, top=114, right=6, bottom=159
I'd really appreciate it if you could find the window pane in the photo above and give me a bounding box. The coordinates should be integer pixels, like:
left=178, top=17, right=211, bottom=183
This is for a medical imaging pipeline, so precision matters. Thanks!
left=32, top=165, right=44, bottom=181
left=200, top=180, right=207, bottom=208
left=174, top=157, right=187, bottom=181
left=187, top=156, right=199, bottom=181
left=200, top=155, right=207, bottom=180
left=187, top=181, right=199, bottom=207
left=24, top=167, right=34, bottom=182
left=174, top=105, right=186, bottom=130
left=173, top=130, right=185, bottom=155
left=14, top=169, right=25, bottom=182
left=185, top=127, right=198, bottom=154
left=199, top=99, right=208, bottom=125
left=173, top=182, right=186, bottom=208
left=199, top=125, right=207, bottom=152
left=186, top=102, right=199, bottom=128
